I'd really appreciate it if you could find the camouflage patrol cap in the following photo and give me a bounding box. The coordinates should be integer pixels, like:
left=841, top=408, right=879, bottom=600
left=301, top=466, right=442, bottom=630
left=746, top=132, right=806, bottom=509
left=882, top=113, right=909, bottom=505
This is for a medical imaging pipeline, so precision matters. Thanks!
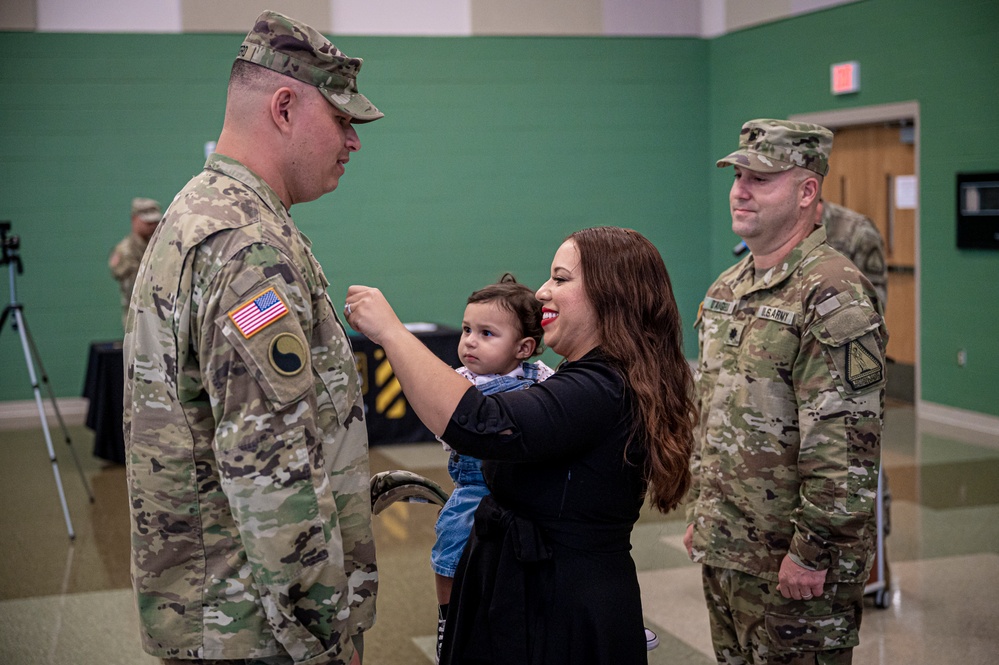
left=716, top=119, right=833, bottom=176
left=130, top=197, right=161, bottom=224
left=237, top=10, right=383, bottom=123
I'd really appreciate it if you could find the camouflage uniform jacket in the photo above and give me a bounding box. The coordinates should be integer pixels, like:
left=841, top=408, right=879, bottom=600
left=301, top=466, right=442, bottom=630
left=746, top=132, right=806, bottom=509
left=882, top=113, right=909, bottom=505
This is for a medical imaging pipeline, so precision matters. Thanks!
left=822, top=201, right=888, bottom=309
left=109, top=231, right=150, bottom=329
left=123, top=154, right=375, bottom=663
left=686, top=226, right=887, bottom=584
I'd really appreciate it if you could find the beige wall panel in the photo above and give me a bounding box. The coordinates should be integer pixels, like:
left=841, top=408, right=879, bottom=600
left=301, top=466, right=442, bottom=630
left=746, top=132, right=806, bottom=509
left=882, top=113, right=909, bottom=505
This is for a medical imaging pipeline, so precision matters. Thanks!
left=602, top=0, right=701, bottom=37
left=181, top=0, right=331, bottom=33
left=37, top=0, right=180, bottom=32
left=725, top=0, right=790, bottom=33
left=701, top=0, right=727, bottom=37
left=725, top=0, right=860, bottom=34
left=333, top=0, right=471, bottom=36
left=0, top=0, right=37, bottom=31
left=791, top=0, right=861, bottom=15
left=471, top=0, right=602, bottom=36
left=5, top=0, right=865, bottom=36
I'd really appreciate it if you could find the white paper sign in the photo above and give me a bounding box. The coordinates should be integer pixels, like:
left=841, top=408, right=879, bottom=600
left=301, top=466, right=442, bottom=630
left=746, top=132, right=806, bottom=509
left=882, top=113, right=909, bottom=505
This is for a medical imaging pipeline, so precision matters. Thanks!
left=895, top=175, right=917, bottom=209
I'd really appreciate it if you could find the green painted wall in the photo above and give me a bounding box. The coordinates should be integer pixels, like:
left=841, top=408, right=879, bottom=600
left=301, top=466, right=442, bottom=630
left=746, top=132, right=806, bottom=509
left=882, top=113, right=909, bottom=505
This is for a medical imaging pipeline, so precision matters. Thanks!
left=705, top=0, right=999, bottom=416
left=0, top=34, right=710, bottom=402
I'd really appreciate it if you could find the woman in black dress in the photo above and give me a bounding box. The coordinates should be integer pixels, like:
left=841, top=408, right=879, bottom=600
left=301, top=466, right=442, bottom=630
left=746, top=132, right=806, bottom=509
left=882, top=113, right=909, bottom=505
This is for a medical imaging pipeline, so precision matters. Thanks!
left=345, top=226, right=696, bottom=664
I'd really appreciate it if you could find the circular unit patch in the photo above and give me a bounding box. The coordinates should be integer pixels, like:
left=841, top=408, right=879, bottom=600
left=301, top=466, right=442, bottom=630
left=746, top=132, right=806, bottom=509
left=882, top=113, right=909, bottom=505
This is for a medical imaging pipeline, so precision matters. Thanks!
left=268, top=332, right=307, bottom=376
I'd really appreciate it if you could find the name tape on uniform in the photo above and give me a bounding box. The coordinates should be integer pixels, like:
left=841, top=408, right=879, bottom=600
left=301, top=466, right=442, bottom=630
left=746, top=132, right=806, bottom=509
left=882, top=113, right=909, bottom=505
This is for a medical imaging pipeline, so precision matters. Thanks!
left=756, top=306, right=795, bottom=326
left=704, top=297, right=736, bottom=315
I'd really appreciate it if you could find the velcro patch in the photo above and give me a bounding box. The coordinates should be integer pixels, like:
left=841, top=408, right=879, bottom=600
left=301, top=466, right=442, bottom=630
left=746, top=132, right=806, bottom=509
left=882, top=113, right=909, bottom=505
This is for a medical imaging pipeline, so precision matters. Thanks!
left=229, top=287, right=289, bottom=339
left=845, top=339, right=883, bottom=390
left=815, top=294, right=843, bottom=317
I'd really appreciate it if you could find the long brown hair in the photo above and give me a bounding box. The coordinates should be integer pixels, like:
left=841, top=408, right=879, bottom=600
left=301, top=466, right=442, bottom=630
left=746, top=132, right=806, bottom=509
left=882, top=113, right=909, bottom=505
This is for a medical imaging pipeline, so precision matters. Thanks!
left=568, top=226, right=696, bottom=513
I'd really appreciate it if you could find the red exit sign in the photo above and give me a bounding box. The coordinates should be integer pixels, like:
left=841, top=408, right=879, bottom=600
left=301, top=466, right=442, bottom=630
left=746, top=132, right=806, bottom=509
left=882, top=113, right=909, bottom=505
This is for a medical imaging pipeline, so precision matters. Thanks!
left=831, top=61, right=860, bottom=95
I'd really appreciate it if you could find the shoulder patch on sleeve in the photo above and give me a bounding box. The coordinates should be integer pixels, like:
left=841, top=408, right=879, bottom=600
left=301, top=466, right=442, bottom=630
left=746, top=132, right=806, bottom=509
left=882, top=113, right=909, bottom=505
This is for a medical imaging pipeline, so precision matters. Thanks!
left=229, top=287, right=288, bottom=338
left=268, top=332, right=307, bottom=376
left=845, top=338, right=883, bottom=390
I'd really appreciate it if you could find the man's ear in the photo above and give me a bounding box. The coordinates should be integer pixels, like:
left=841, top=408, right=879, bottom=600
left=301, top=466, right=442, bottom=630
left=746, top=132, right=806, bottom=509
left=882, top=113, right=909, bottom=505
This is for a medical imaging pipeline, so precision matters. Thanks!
left=799, top=174, right=820, bottom=208
left=269, top=86, right=296, bottom=134
left=516, top=337, right=537, bottom=360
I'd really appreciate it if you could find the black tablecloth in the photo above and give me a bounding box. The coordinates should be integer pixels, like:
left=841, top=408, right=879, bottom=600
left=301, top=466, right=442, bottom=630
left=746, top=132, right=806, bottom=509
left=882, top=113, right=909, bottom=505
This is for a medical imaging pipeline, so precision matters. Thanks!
left=81, top=325, right=460, bottom=463
left=82, top=341, right=125, bottom=464
left=351, top=325, right=461, bottom=445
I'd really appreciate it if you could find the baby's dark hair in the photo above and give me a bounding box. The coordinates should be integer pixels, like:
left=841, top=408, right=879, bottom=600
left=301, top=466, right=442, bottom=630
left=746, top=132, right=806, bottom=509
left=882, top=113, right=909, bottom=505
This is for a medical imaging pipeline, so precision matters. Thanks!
left=467, top=273, right=544, bottom=357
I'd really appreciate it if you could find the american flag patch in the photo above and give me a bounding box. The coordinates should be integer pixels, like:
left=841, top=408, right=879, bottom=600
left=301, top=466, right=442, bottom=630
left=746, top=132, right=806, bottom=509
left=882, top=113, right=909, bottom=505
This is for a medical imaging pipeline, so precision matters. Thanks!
left=229, top=287, right=288, bottom=339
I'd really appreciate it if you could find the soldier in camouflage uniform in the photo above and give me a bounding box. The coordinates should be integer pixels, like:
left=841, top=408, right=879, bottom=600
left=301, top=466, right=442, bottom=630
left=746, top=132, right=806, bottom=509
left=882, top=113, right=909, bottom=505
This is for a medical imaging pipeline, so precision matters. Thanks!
left=123, top=11, right=383, bottom=665
left=821, top=201, right=888, bottom=310
left=109, top=197, right=161, bottom=330
left=683, top=120, right=887, bottom=664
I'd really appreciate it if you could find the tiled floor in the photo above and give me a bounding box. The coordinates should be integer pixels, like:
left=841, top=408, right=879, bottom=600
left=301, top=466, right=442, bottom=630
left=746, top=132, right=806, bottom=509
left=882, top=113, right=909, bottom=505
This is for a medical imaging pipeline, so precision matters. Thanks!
left=1, top=400, right=997, bottom=664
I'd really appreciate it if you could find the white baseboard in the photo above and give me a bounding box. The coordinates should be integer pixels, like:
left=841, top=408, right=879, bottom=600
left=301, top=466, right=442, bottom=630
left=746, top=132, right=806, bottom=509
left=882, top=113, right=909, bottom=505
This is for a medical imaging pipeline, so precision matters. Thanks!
left=0, top=398, right=88, bottom=431
left=918, top=400, right=999, bottom=448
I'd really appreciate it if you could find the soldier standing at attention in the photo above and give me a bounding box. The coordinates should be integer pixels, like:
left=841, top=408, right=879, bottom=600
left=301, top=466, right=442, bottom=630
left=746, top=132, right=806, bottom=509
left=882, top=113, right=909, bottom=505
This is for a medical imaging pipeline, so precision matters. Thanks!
left=123, top=11, right=383, bottom=665
left=684, top=119, right=887, bottom=665
left=109, top=197, right=161, bottom=330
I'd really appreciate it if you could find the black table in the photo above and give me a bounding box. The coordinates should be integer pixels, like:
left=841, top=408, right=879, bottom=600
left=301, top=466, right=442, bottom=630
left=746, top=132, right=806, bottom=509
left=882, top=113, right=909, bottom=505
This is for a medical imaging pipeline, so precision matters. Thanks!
left=82, top=341, right=125, bottom=464
left=350, top=324, right=461, bottom=445
left=81, top=325, right=460, bottom=462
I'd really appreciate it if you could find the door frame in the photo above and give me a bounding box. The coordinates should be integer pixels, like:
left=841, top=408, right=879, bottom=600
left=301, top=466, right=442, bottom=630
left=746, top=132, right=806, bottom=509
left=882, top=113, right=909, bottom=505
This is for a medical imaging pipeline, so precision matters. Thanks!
left=791, top=101, right=921, bottom=406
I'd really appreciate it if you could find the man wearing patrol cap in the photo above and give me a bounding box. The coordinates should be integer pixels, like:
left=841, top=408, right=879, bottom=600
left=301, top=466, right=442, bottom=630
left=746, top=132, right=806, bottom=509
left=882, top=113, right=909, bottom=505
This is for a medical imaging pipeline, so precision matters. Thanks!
left=124, top=11, right=381, bottom=665
left=683, top=119, right=887, bottom=664
left=108, top=197, right=161, bottom=330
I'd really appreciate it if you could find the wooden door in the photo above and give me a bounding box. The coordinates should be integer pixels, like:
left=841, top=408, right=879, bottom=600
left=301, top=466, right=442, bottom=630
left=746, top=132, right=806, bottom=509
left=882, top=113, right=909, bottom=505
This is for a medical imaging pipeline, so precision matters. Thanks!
left=823, top=123, right=917, bottom=368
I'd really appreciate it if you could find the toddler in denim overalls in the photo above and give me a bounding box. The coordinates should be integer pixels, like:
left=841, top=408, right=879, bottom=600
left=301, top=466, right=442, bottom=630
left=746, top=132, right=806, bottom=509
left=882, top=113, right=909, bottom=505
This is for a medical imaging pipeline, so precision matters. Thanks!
left=430, top=274, right=552, bottom=661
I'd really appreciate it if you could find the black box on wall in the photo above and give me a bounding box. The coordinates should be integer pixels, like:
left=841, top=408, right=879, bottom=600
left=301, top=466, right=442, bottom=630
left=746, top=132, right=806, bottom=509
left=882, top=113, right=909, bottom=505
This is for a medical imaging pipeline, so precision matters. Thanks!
left=957, top=172, right=999, bottom=250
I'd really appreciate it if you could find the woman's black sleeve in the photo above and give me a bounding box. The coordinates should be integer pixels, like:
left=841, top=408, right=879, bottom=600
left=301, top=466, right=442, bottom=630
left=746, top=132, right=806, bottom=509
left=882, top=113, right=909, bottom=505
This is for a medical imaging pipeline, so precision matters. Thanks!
left=441, top=357, right=626, bottom=463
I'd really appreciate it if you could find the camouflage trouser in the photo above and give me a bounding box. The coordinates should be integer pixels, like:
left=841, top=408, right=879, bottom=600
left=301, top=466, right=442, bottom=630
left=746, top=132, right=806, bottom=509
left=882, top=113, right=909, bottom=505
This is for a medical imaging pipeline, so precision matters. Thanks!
left=159, top=636, right=363, bottom=665
left=701, top=564, right=864, bottom=665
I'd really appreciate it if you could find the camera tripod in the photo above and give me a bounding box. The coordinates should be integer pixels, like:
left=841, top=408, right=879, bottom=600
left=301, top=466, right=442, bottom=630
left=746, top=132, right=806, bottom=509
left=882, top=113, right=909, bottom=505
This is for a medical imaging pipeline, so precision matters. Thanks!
left=0, top=222, right=94, bottom=540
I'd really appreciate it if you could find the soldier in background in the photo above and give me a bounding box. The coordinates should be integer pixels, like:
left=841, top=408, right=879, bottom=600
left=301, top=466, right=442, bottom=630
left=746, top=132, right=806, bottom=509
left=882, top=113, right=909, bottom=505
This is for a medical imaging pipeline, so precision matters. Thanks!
left=109, top=197, right=160, bottom=330
left=821, top=199, right=894, bottom=599
left=684, top=119, right=887, bottom=664
left=123, top=11, right=382, bottom=665
left=821, top=200, right=888, bottom=310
